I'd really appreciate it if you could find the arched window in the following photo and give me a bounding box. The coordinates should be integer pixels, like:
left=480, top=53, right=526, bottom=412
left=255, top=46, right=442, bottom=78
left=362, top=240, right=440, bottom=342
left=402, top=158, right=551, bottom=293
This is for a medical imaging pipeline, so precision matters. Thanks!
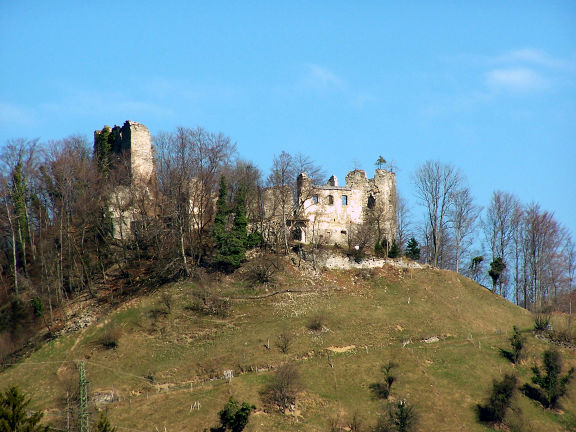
left=328, top=195, right=334, bottom=205
left=367, top=195, right=376, bottom=209
left=312, top=195, right=318, bottom=204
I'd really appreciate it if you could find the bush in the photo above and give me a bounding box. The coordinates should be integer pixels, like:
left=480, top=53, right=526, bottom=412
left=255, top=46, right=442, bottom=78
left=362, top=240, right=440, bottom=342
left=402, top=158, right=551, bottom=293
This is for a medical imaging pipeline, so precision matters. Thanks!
left=387, top=241, right=401, bottom=258
left=275, top=330, right=292, bottom=354
left=98, top=327, right=122, bottom=349
left=94, top=411, right=116, bottom=432
left=476, top=374, right=517, bottom=424
left=245, top=258, right=277, bottom=286
left=186, top=288, right=230, bottom=317
left=499, top=326, right=524, bottom=364
left=375, top=399, right=417, bottom=432
left=210, top=397, right=255, bottom=432
left=30, top=297, right=44, bottom=318
left=534, top=313, right=551, bottom=331
left=307, top=312, right=325, bottom=331
left=520, top=349, right=575, bottom=409
left=261, top=363, right=302, bottom=411
left=369, top=361, right=397, bottom=400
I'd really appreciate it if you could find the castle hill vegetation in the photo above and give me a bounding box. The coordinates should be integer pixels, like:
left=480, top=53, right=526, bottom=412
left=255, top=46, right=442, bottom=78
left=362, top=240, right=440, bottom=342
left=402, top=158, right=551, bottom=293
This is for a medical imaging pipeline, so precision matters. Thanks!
left=0, top=120, right=574, bottom=431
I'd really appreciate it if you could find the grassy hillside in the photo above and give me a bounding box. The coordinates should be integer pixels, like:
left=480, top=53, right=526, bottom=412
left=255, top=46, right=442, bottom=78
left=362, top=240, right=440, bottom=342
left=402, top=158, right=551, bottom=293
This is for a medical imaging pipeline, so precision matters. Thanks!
left=1, top=257, right=575, bottom=431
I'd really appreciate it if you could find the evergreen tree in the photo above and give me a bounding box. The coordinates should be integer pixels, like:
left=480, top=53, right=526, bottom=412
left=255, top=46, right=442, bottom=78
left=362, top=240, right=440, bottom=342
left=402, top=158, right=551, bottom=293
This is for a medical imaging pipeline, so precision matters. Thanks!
left=404, top=238, right=420, bottom=261
left=95, top=126, right=112, bottom=175
left=520, top=350, right=575, bottom=409
left=499, top=326, right=524, bottom=364
left=210, top=397, right=255, bottom=432
left=387, top=241, right=401, bottom=258
left=0, top=386, right=50, bottom=432
left=488, top=257, right=506, bottom=292
left=94, top=411, right=116, bottom=432
left=212, top=177, right=248, bottom=271
left=476, top=374, right=517, bottom=424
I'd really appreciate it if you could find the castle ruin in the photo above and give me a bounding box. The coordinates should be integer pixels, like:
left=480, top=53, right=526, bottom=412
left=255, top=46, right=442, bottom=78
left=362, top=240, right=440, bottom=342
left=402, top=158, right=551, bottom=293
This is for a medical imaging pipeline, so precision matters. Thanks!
left=97, top=120, right=397, bottom=247
left=290, top=169, right=396, bottom=246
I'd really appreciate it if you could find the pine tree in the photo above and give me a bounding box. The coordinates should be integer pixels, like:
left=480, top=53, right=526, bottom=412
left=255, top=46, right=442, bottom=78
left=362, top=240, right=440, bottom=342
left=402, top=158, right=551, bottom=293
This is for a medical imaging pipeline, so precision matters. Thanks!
left=0, top=386, right=50, bottom=432
left=94, top=411, right=116, bottom=432
left=520, top=350, right=575, bottom=408
left=388, top=241, right=401, bottom=258
left=95, top=126, right=112, bottom=175
left=212, top=177, right=248, bottom=271
left=404, top=238, right=420, bottom=261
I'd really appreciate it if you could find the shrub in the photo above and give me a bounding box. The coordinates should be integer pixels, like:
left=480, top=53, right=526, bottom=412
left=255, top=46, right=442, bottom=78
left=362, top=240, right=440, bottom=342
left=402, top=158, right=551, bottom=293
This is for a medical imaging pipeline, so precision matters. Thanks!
left=348, top=411, right=364, bottom=432
left=275, top=330, right=292, bottom=354
left=387, top=241, right=401, bottom=258
left=186, top=289, right=230, bottom=317
left=245, top=258, right=277, bottom=286
left=261, top=363, right=302, bottom=411
left=30, top=297, right=44, bottom=318
left=98, top=327, right=122, bottom=349
left=476, top=374, right=517, bottom=424
left=376, top=399, right=417, bottom=432
left=499, top=326, right=524, bottom=364
left=369, top=361, right=397, bottom=400
left=210, top=397, right=255, bottom=432
left=534, top=313, right=551, bottom=331
left=94, top=411, right=116, bottom=432
left=307, top=312, right=325, bottom=331
left=520, top=349, right=575, bottom=409
left=160, top=292, right=173, bottom=313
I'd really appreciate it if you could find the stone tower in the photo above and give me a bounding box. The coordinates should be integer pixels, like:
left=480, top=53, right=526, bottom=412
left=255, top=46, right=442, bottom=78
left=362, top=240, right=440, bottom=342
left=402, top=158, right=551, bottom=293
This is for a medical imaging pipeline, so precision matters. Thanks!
left=94, top=120, right=155, bottom=186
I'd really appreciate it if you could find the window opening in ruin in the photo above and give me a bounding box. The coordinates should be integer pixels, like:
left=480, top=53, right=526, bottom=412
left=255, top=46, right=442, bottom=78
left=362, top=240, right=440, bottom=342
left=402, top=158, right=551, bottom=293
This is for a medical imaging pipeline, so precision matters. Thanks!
left=292, top=226, right=302, bottom=241
left=312, top=195, right=318, bottom=204
left=328, top=195, right=334, bottom=205
left=342, top=195, right=348, bottom=205
left=367, top=195, right=376, bottom=209
left=341, top=230, right=347, bottom=235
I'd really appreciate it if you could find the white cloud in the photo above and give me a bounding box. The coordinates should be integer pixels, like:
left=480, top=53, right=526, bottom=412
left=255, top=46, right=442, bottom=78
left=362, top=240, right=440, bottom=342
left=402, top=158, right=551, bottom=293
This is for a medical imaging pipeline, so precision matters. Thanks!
left=0, top=102, right=34, bottom=125
left=500, top=48, right=569, bottom=69
left=486, top=68, right=548, bottom=92
left=303, top=64, right=345, bottom=90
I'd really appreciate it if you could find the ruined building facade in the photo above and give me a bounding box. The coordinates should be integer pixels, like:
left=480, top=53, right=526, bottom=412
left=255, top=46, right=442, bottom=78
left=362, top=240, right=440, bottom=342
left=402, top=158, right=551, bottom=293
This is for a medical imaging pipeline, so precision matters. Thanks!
left=98, top=120, right=397, bottom=246
left=94, top=121, right=156, bottom=239
left=289, top=169, right=397, bottom=246
left=94, top=120, right=155, bottom=186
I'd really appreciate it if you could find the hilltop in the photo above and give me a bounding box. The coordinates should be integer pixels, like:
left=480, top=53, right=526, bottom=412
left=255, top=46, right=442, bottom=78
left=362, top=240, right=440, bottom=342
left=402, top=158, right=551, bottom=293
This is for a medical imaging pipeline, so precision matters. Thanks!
left=1, top=254, right=574, bottom=431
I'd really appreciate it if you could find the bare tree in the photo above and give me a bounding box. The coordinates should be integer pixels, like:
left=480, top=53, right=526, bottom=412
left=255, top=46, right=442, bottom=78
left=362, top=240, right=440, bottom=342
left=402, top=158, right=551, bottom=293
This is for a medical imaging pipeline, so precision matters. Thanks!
left=449, top=185, right=481, bottom=273
left=155, top=127, right=236, bottom=267
left=521, top=203, right=567, bottom=309
left=266, top=152, right=294, bottom=253
left=483, top=191, right=521, bottom=296
left=413, top=161, right=462, bottom=267
left=395, top=192, right=413, bottom=254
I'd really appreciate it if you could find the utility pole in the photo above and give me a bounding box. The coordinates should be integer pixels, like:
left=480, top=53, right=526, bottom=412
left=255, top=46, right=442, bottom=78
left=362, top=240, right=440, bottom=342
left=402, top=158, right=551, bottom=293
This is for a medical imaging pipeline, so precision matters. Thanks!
left=79, top=361, right=89, bottom=432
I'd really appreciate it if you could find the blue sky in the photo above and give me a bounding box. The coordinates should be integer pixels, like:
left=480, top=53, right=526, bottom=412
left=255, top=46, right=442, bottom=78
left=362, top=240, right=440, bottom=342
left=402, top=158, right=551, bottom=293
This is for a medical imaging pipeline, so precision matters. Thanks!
left=1, top=1, right=575, bottom=238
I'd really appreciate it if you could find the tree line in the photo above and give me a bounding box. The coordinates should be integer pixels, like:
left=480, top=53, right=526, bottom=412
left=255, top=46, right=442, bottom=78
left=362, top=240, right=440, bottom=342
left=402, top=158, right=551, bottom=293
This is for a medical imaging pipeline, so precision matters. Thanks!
left=407, top=160, right=574, bottom=310
left=0, top=128, right=573, bottom=356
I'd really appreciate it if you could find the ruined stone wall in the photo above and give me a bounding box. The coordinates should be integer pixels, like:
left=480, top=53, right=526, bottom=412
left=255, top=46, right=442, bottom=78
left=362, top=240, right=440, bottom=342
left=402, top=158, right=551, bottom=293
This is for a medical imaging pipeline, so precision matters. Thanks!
left=120, top=121, right=155, bottom=186
left=95, top=120, right=155, bottom=239
left=296, top=169, right=396, bottom=245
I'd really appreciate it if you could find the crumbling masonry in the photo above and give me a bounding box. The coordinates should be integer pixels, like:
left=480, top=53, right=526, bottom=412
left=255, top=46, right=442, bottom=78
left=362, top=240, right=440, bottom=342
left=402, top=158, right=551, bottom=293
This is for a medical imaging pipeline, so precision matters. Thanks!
left=98, top=120, right=397, bottom=246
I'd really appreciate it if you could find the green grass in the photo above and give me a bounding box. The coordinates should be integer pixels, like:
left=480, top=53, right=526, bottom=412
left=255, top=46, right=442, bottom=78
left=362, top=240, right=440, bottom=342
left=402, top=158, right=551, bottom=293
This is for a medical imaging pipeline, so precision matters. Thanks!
left=0, top=262, right=574, bottom=431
